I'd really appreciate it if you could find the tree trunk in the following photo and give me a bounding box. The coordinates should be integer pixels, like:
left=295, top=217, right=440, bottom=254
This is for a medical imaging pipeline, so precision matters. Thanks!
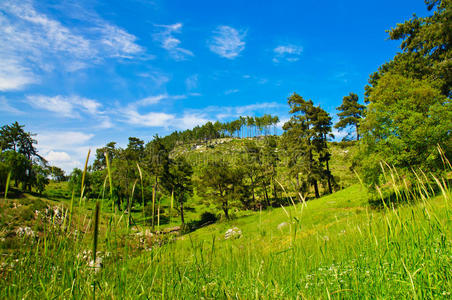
left=151, top=177, right=158, bottom=230
left=272, top=177, right=278, bottom=203
left=326, top=159, right=332, bottom=194
left=180, top=201, right=185, bottom=226
left=263, top=184, right=270, bottom=207
left=296, top=173, right=300, bottom=191
left=223, top=203, right=229, bottom=220
left=313, top=180, right=320, bottom=198
left=356, top=124, right=360, bottom=141
left=250, top=177, right=256, bottom=205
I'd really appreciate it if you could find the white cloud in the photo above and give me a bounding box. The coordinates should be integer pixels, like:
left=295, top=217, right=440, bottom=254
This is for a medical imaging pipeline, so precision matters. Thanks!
left=116, top=93, right=203, bottom=128
left=45, top=151, right=71, bottom=163
left=273, top=44, right=303, bottom=63
left=0, top=97, right=23, bottom=114
left=98, top=24, right=144, bottom=58
left=26, top=95, right=75, bottom=117
left=277, top=118, right=290, bottom=129
left=331, top=127, right=351, bottom=141
left=37, top=131, right=96, bottom=172
left=0, top=0, right=145, bottom=91
left=138, top=71, right=170, bottom=87
left=173, top=113, right=210, bottom=130
left=0, top=59, right=37, bottom=91
left=235, top=102, right=281, bottom=114
left=124, top=109, right=175, bottom=127
left=136, top=95, right=168, bottom=106
left=185, top=74, right=198, bottom=90
left=134, top=93, right=189, bottom=107
left=26, top=95, right=102, bottom=118
left=37, top=131, right=94, bottom=151
left=98, top=116, right=114, bottom=129
left=209, top=26, right=246, bottom=59
left=153, top=23, right=193, bottom=61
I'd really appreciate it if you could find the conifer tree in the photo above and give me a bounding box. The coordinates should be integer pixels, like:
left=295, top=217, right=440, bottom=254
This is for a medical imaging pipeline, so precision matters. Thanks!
left=334, top=93, right=365, bottom=140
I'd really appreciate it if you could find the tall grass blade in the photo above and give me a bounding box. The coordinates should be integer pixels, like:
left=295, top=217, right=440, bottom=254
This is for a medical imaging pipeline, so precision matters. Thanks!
left=68, top=189, right=75, bottom=230
left=80, top=149, right=91, bottom=207
left=92, top=201, right=100, bottom=299
left=152, top=184, right=156, bottom=230
left=136, top=162, right=145, bottom=218
left=437, top=144, right=452, bottom=170
left=104, top=152, right=114, bottom=212
left=4, top=171, right=11, bottom=200
left=129, top=179, right=138, bottom=228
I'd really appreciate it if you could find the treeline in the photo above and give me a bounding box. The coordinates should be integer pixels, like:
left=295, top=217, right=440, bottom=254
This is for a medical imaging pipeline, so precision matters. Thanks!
left=158, top=114, right=280, bottom=149
left=70, top=134, right=286, bottom=227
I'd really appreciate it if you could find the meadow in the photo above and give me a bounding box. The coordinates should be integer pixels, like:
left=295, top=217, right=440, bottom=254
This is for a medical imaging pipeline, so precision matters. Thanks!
left=0, top=159, right=450, bottom=299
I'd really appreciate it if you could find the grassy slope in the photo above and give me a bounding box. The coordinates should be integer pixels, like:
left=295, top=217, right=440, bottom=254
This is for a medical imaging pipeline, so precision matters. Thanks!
left=170, top=138, right=359, bottom=225
left=1, top=139, right=450, bottom=298
left=1, top=182, right=450, bottom=298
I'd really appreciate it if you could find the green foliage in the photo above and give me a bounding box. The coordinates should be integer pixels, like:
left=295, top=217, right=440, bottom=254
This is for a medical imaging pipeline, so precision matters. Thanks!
left=0, top=122, right=45, bottom=191
left=160, top=156, right=194, bottom=225
left=282, top=93, right=333, bottom=198
left=366, top=0, right=451, bottom=98
left=31, top=165, right=50, bottom=195
left=68, top=168, right=93, bottom=198
left=358, top=1, right=451, bottom=189
left=0, top=150, right=29, bottom=191
left=197, top=159, right=245, bottom=219
left=358, top=73, right=451, bottom=186
left=48, top=166, right=67, bottom=182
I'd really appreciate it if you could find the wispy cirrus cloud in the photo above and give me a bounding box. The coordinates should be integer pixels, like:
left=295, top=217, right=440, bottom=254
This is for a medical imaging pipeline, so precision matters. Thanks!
left=273, top=44, right=303, bottom=63
left=98, top=24, right=144, bottom=58
left=26, top=95, right=103, bottom=118
left=124, top=109, right=175, bottom=127
left=224, top=89, right=239, bottom=95
left=120, top=93, right=192, bottom=127
left=185, top=74, right=199, bottom=91
left=0, top=0, right=145, bottom=91
left=153, top=23, right=194, bottom=61
left=208, top=26, right=246, bottom=59
left=0, top=97, right=24, bottom=114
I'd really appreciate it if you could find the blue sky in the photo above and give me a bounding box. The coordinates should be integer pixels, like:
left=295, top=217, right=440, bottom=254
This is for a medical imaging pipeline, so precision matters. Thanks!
left=0, top=0, right=429, bottom=172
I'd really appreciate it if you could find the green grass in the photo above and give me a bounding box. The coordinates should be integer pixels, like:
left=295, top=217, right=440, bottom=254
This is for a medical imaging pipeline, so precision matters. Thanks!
left=1, top=177, right=450, bottom=298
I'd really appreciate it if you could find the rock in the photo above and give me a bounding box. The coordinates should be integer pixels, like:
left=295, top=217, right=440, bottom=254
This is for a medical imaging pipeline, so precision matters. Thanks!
left=164, top=226, right=181, bottom=233
left=89, top=257, right=103, bottom=273
left=277, top=222, right=289, bottom=231
left=15, top=226, right=35, bottom=237
left=224, top=227, right=242, bottom=239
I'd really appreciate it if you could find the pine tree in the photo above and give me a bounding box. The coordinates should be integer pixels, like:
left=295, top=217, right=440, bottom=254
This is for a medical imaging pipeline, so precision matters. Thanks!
left=334, top=93, right=365, bottom=140
left=312, top=106, right=334, bottom=194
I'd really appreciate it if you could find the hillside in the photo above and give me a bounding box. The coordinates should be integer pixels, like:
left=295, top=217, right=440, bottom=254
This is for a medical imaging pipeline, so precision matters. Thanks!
left=1, top=175, right=450, bottom=298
